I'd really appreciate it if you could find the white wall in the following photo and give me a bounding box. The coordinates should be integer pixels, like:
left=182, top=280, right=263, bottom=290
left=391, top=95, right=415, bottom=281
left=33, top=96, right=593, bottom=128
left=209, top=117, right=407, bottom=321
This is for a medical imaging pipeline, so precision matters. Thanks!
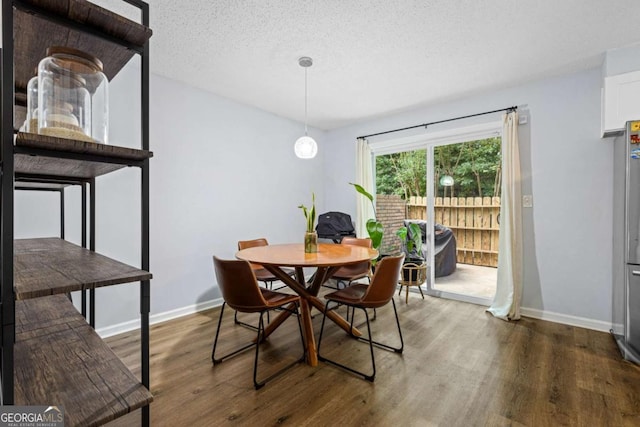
left=322, top=67, right=613, bottom=329
left=145, top=68, right=325, bottom=317
left=603, top=42, right=640, bottom=77
left=15, top=59, right=326, bottom=332
left=15, top=60, right=616, bottom=332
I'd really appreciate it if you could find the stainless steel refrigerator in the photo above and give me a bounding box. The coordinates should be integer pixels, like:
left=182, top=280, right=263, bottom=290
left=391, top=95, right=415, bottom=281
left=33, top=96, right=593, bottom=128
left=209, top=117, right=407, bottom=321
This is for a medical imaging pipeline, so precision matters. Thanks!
left=612, top=120, right=640, bottom=364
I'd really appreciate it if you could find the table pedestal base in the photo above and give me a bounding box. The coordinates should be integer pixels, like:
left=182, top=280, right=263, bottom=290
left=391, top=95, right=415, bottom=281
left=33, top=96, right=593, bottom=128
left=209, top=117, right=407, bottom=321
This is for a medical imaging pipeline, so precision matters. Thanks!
left=259, top=265, right=362, bottom=367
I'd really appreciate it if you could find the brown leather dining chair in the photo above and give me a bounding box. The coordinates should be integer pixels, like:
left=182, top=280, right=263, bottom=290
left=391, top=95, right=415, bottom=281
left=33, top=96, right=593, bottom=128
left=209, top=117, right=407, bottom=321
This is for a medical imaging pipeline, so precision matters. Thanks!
left=211, top=256, right=305, bottom=389
left=327, top=236, right=373, bottom=289
left=235, top=238, right=297, bottom=330
left=238, top=238, right=295, bottom=290
left=317, top=254, right=405, bottom=382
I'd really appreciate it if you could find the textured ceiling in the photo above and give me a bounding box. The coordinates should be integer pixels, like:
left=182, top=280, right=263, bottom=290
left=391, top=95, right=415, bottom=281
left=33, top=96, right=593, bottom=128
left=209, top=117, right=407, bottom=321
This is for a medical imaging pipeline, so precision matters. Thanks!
left=104, top=0, right=640, bottom=130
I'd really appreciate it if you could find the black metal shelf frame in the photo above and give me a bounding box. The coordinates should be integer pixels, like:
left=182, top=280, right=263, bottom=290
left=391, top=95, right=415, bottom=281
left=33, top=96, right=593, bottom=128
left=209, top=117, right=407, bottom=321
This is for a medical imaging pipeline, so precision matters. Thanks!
left=13, top=184, right=69, bottom=240
left=14, top=177, right=95, bottom=322
left=0, top=0, right=151, bottom=425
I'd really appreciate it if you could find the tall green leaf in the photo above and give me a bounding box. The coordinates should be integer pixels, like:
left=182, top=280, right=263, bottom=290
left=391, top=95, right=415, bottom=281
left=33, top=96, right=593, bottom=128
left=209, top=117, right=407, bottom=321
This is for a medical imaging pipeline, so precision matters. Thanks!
left=350, top=183, right=383, bottom=250
left=298, top=192, right=317, bottom=233
left=366, top=219, right=384, bottom=250
left=349, top=182, right=374, bottom=203
left=396, top=223, right=423, bottom=257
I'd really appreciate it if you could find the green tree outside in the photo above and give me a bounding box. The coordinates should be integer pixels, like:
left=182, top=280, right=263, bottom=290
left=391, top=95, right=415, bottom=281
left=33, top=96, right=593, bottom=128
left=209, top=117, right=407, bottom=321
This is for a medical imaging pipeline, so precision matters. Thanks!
left=375, top=137, right=501, bottom=199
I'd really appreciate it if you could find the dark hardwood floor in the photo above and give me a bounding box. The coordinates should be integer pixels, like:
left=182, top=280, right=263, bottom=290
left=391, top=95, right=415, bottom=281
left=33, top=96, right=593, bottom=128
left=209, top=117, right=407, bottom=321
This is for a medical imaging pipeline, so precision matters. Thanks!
left=106, top=291, right=640, bottom=426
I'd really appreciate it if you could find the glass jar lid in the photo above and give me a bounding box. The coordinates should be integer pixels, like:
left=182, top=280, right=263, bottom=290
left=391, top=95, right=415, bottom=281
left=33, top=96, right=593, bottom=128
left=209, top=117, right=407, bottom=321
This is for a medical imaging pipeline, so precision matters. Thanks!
left=45, top=46, right=104, bottom=73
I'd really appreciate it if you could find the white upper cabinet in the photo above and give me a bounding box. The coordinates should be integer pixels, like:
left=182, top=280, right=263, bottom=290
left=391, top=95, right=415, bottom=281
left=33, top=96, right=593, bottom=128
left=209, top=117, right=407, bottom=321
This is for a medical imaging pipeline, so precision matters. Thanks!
left=602, top=70, right=640, bottom=137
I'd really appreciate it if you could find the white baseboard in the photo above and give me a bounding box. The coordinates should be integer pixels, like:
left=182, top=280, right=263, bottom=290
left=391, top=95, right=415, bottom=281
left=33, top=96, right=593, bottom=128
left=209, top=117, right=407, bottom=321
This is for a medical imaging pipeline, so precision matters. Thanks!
left=97, top=297, right=616, bottom=338
left=611, top=323, right=624, bottom=335
left=520, top=307, right=613, bottom=333
left=97, top=297, right=224, bottom=338
left=97, top=275, right=315, bottom=338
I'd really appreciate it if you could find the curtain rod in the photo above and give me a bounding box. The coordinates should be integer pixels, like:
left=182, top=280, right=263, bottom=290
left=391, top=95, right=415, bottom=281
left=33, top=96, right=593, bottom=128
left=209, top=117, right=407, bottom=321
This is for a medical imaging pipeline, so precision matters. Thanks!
left=358, top=106, right=518, bottom=140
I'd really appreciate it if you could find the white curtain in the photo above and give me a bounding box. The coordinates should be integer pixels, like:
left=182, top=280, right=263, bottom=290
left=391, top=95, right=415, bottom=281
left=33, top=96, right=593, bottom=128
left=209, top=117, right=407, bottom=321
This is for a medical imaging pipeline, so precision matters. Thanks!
left=355, top=138, right=375, bottom=238
left=487, top=111, right=523, bottom=320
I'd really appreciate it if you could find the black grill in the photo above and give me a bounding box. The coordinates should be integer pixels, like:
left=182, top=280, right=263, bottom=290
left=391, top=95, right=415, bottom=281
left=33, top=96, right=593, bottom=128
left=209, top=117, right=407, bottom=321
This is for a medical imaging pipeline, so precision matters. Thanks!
left=316, top=211, right=356, bottom=243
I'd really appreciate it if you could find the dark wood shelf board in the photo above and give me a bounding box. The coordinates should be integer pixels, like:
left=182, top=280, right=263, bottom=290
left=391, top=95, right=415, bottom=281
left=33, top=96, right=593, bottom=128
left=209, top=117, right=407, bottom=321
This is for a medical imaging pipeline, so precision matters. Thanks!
left=13, top=0, right=152, bottom=94
left=16, top=132, right=153, bottom=160
left=15, top=295, right=153, bottom=427
left=14, top=238, right=152, bottom=300
left=14, top=132, right=153, bottom=179
left=15, top=153, right=129, bottom=179
left=15, top=294, right=86, bottom=340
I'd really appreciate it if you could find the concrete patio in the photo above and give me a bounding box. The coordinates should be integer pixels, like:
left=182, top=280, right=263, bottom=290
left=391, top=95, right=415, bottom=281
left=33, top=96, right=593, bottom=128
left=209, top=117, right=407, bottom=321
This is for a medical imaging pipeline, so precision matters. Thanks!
left=433, top=263, right=497, bottom=300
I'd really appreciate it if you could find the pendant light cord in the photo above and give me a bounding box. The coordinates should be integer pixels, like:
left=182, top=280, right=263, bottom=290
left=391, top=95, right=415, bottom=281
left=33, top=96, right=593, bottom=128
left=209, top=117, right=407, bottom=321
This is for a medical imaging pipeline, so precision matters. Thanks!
left=304, top=67, right=308, bottom=135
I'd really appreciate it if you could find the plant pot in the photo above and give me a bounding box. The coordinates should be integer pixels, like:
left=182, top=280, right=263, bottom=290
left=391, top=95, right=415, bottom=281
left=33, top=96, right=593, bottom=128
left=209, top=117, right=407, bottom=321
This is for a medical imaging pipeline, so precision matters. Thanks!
left=304, top=231, right=318, bottom=253
left=402, top=257, right=425, bottom=281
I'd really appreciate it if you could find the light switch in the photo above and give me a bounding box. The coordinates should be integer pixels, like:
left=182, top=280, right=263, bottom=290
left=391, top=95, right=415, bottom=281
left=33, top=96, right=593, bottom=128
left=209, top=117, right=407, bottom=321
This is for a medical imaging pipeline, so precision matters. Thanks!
left=523, top=195, right=533, bottom=208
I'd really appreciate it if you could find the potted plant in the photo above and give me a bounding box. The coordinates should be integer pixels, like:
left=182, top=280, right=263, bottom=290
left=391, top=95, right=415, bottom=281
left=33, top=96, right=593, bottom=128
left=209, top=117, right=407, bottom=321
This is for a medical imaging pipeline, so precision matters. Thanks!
left=396, top=222, right=422, bottom=257
left=349, top=183, right=383, bottom=250
left=298, top=192, right=317, bottom=253
left=396, top=221, right=425, bottom=281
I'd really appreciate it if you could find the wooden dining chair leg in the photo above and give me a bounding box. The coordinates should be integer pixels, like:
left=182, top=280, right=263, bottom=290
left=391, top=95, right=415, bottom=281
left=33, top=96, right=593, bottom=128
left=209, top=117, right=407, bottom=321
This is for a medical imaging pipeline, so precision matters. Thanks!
left=406, top=285, right=409, bottom=304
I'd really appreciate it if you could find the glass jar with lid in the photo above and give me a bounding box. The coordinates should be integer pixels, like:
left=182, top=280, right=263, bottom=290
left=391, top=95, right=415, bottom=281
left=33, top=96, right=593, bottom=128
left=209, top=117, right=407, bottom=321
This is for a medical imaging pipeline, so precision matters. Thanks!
left=38, top=46, right=108, bottom=143
left=25, top=68, right=38, bottom=133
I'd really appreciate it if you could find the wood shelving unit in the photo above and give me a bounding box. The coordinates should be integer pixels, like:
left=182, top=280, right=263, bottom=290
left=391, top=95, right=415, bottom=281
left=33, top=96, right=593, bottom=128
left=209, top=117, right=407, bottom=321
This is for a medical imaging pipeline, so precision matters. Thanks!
left=15, top=295, right=153, bottom=427
left=1, top=0, right=153, bottom=425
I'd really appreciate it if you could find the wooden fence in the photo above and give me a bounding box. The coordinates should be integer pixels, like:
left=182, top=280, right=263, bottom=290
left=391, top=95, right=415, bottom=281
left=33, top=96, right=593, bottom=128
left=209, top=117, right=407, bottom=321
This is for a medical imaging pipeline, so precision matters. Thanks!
left=407, top=196, right=500, bottom=267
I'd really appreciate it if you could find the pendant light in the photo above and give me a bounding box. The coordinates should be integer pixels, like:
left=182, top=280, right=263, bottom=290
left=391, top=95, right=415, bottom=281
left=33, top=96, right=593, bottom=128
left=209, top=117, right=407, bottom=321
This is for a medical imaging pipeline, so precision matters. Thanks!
left=294, top=56, right=318, bottom=159
left=439, top=175, right=454, bottom=187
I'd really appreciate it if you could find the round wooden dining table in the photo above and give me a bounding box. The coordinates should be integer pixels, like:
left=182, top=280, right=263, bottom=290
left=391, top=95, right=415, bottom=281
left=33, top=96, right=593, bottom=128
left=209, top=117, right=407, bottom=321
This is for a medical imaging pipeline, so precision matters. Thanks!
left=236, top=243, right=378, bottom=366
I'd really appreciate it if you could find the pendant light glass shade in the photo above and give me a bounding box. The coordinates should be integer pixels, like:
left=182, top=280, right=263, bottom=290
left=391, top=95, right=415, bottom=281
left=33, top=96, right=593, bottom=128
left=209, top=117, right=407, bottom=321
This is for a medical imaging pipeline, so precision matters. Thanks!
left=295, top=56, right=317, bottom=159
left=294, top=135, right=318, bottom=159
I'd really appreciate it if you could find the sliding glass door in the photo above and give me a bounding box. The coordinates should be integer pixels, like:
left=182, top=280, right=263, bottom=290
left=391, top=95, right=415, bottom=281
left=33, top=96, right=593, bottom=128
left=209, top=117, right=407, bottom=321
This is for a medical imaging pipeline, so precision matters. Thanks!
left=371, top=122, right=502, bottom=305
left=429, top=138, right=500, bottom=305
